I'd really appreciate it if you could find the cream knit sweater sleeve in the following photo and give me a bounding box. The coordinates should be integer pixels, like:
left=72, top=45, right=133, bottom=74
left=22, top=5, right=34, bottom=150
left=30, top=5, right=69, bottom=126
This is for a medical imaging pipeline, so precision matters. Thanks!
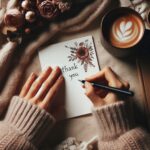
left=0, top=96, right=55, bottom=150
left=92, top=101, right=150, bottom=150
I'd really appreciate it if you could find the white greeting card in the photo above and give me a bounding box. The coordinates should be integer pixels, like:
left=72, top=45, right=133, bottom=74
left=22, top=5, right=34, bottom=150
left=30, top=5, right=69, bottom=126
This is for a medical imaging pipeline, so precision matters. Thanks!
left=39, top=36, right=100, bottom=119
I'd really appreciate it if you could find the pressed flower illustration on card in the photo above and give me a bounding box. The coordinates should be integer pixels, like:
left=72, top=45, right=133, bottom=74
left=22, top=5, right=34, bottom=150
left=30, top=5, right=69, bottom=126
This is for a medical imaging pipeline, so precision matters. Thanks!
left=65, top=39, right=95, bottom=72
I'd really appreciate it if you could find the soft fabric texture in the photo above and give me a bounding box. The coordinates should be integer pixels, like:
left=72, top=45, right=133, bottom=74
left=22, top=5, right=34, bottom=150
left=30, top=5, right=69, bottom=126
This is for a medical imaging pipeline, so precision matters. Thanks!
left=0, top=96, right=150, bottom=149
left=0, top=96, right=55, bottom=150
left=92, top=101, right=150, bottom=150
left=128, top=0, right=150, bottom=29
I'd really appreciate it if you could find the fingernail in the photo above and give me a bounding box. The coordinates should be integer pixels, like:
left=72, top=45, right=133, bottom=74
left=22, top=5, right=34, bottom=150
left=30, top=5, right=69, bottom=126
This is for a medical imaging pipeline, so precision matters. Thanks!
left=55, top=66, right=61, bottom=72
left=59, top=75, right=64, bottom=80
left=55, top=66, right=59, bottom=70
left=45, top=66, right=51, bottom=71
left=31, top=72, right=36, bottom=78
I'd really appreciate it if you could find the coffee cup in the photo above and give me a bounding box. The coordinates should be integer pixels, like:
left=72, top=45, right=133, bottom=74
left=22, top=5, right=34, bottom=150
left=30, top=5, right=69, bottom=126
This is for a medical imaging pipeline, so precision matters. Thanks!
left=100, top=7, right=145, bottom=57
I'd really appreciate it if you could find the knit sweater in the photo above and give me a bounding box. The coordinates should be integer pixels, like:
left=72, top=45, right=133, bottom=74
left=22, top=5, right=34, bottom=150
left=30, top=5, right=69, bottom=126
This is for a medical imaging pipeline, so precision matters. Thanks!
left=0, top=96, right=150, bottom=150
left=93, top=102, right=150, bottom=150
left=0, top=96, right=55, bottom=150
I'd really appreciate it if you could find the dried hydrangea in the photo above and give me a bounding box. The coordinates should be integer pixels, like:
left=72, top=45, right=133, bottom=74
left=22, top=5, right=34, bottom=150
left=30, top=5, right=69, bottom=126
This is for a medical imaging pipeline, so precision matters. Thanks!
left=4, top=9, right=24, bottom=28
left=37, top=0, right=71, bottom=20
left=37, top=0, right=59, bottom=19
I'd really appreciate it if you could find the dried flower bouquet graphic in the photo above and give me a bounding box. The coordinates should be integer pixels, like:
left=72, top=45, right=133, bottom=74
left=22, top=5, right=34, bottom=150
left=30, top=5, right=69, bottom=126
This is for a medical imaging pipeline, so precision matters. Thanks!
left=65, top=39, right=95, bottom=72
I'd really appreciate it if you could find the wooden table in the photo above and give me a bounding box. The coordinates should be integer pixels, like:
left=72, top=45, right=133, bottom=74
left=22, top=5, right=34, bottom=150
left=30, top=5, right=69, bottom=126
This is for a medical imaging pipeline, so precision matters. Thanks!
left=138, top=56, right=150, bottom=130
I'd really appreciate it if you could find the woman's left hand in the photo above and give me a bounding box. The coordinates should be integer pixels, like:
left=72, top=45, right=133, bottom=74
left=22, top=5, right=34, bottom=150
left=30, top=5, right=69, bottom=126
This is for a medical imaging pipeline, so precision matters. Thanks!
left=19, top=66, right=64, bottom=112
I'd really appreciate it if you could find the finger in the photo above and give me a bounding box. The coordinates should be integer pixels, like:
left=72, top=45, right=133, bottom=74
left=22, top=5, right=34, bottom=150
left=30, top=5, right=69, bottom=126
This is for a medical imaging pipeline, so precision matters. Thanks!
left=85, top=82, right=94, bottom=96
left=19, top=73, right=37, bottom=98
left=103, top=68, right=130, bottom=89
left=107, top=69, right=130, bottom=90
left=115, top=74, right=130, bottom=89
left=42, top=75, right=64, bottom=110
left=85, top=67, right=115, bottom=81
left=105, top=68, right=126, bottom=89
left=25, top=67, right=52, bottom=99
left=85, top=67, right=111, bottom=81
left=33, top=67, right=62, bottom=100
left=83, top=82, right=106, bottom=97
left=84, top=82, right=104, bottom=106
left=86, top=67, right=123, bottom=88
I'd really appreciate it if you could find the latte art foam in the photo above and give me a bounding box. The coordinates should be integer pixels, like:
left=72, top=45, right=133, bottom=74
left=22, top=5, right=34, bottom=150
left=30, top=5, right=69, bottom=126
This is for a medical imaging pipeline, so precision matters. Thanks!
left=109, top=14, right=144, bottom=48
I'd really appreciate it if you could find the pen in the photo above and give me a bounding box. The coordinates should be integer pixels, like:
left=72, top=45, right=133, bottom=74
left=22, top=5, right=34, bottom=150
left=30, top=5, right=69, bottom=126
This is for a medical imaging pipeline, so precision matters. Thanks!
left=79, top=80, right=134, bottom=97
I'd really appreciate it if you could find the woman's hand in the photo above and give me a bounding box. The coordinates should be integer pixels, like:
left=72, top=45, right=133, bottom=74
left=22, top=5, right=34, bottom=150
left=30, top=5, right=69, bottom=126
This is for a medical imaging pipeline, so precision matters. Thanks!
left=19, top=66, right=64, bottom=112
left=84, top=67, right=130, bottom=107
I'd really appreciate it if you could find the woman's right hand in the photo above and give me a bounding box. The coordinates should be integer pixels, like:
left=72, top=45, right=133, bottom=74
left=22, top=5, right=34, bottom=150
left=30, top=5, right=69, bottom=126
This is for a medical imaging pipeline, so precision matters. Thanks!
left=84, top=67, right=130, bottom=107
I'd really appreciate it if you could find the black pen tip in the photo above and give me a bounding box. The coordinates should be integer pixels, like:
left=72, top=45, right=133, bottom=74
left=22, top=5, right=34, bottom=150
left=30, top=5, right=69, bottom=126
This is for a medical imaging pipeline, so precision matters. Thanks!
left=78, top=80, right=85, bottom=84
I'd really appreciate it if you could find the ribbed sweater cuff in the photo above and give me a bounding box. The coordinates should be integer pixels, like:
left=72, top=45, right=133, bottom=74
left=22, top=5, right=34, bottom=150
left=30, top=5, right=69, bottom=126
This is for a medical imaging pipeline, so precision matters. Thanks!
left=4, top=96, right=55, bottom=147
left=92, top=101, right=135, bottom=140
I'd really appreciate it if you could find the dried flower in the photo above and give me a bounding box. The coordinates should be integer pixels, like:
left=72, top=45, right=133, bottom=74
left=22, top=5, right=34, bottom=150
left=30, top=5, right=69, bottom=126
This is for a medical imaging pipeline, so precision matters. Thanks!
left=25, top=28, right=31, bottom=34
left=21, top=0, right=31, bottom=10
left=37, top=0, right=59, bottom=20
left=25, top=11, right=36, bottom=22
left=4, top=9, right=24, bottom=28
left=58, top=2, right=71, bottom=13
